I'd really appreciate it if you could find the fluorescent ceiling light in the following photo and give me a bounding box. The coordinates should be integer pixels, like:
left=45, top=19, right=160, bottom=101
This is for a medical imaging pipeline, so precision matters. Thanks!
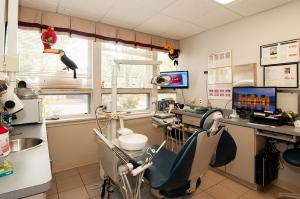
left=214, top=0, right=236, bottom=5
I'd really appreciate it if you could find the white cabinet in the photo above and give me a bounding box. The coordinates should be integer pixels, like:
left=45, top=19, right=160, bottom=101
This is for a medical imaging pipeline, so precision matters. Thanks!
left=224, top=123, right=256, bottom=184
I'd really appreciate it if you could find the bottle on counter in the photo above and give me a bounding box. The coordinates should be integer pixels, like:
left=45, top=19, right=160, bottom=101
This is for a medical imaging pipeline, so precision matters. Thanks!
left=0, top=125, right=10, bottom=157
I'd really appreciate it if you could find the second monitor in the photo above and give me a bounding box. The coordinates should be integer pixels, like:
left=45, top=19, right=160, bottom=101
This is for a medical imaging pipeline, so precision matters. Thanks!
left=232, top=87, right=277, bottom=114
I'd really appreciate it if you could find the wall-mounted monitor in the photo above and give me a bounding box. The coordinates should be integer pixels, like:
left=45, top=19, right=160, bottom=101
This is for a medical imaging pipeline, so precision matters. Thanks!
left=232, top=87, right=277, bottom=113
left=160, top=71, right=189, bottom=89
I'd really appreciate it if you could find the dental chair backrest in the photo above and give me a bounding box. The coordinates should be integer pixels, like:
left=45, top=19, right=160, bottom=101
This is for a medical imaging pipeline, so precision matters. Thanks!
left=169, top=109, right=224, bottom=193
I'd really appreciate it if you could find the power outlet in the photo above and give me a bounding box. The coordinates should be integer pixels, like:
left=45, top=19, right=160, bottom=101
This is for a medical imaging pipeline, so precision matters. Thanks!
left=199, top=98, right=203, bottom=105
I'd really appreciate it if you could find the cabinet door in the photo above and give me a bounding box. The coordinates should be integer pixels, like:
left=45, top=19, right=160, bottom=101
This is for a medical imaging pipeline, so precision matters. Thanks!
left=225, top=124, right=256, bottom=184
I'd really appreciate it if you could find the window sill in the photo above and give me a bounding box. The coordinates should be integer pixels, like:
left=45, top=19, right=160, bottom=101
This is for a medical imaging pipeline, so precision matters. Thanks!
left=46, top=112, right=154, bottom=127
left=46, top=114, right=96, bottom=127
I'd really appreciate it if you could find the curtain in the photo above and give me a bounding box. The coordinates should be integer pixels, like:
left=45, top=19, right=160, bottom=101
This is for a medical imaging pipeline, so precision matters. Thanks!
left=18, top=6, right=180, bottom=51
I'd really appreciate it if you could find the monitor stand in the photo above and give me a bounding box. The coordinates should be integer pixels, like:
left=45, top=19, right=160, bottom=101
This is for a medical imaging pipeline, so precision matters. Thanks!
left=237, top=110, right=252, bottom=119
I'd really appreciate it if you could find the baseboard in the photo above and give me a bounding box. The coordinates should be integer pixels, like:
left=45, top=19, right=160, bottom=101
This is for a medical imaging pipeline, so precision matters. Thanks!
left=273, top=179, right=300, bottom=193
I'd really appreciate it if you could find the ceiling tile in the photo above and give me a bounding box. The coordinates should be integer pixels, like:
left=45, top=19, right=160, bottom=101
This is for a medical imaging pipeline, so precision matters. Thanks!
left=162, top=0, right=212, bottom=24
left=161, top=21, right=206, bottom=39
left=226, top=0, right=293, bottom=16
left=101, top=0, right=157, bottom=28
left=135, top=0, right=177, bottom=12
left=194, top=2, right=241, bottom=28
left=58, top=0, right=116, bottom=21
left=135, top=14, right=181, bottom=35
left=162, top=0, right=240, bottom=29
left=20, top=0, right=59, bottom=12
left=135, top=14, right=206, bottom=39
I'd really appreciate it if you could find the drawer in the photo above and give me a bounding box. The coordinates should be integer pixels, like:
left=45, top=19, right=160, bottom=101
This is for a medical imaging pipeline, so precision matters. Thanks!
left=182, top=115, right=200, bottom=127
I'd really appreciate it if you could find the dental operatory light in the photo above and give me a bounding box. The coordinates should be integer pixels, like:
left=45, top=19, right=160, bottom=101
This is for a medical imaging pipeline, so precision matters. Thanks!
left=151, top=74, right=171, bottom=86
left=214, top=0, right=235, bottom=5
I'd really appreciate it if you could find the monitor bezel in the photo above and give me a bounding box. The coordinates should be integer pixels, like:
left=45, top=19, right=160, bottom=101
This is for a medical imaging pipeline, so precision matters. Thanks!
left=232, top=86, right=277, bottom=113
left=160, top=70, right=189, bottom=89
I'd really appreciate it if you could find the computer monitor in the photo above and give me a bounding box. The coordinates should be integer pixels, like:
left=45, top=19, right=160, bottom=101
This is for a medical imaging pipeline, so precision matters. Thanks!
left=232, top=87, right=277, bottom=113
left=160, top=71, right=189, bottom=89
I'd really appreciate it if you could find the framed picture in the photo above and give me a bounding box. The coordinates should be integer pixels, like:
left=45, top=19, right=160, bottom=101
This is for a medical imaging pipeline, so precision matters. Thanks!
left=260, top=39, right=300, bottom=66
left=263, top=63, right=298, bottom=88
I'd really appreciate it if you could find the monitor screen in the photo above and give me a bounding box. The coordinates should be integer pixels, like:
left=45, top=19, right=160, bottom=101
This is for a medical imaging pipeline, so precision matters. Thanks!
left=160, top=71, right=189, bottom=89
left=232, top=87, right=277, bottom=113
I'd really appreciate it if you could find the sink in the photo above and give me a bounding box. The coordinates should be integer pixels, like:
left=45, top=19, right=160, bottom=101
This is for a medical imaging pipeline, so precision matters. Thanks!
left=9, top=138, right=44, bottom=153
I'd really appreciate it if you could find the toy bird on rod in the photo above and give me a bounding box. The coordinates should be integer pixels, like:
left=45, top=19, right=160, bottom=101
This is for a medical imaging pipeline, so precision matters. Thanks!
left=164, top=44, right=179, bottom=66
left=41, top=26, right=78, bottom=79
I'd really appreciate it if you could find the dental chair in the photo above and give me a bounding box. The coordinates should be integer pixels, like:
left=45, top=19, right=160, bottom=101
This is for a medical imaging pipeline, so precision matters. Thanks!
left=278, top=144, right=300, bottom=199
left=133, top=109, right=225, bottom=198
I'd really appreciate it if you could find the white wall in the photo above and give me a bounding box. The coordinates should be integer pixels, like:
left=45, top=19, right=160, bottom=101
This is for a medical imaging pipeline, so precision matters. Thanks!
left=179, top=0, right=300, bottom=109
left=179, top=0, right=300, bottom=192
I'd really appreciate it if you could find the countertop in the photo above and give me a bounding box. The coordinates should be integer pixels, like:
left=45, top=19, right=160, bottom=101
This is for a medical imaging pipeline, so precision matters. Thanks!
left=220, top=118, right=300, bottom=137
left=172, top=109, right=300, bottom=137
left=0, top=123, right=52, bottom=199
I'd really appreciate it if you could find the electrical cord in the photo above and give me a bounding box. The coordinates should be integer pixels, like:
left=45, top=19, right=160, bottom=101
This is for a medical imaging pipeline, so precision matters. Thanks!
left=181, top=89, right=185, bottom=104
left=95, top=105, right=110, bottom=134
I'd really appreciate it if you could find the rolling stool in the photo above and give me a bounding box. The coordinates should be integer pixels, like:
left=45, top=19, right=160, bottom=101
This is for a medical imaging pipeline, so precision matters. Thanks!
left=278, top=147, right=300, bottom=199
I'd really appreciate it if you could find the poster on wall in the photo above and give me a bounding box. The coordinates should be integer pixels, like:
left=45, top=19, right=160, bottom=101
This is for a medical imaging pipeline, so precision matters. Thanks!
left=216, top=67, right=232, bottom=84
left=264, top=63, right=298, bottom=88
left=208, top=69, right=217, bottom=84
left=208, top=85, right=232, bottom=100
left=261, top=40, right=300, bottom=66
left=208, top=50, right=232, bottom=68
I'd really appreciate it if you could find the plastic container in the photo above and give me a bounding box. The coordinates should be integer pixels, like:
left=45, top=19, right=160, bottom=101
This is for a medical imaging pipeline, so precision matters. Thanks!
left=0, top=125, right=10, bottom=157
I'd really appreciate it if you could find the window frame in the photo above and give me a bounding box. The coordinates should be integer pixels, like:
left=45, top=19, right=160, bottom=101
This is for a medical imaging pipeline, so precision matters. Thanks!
left=18, top=29, right=178, bottom=120
left=99, top=42, right=177, bottom=115
left=17, top=28, right=94, bottom=119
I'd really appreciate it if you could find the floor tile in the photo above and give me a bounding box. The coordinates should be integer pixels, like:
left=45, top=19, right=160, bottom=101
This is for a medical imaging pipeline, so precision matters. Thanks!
left=200, top=170, right=226, bottom=190
left=242, top=185, right=289, bottom=199
left=81, top=172, right=101, bottom=185
left=206, top=184, right=240, bottom=199
left=90, top=195, right=101, bottom=199
left=46, top=179, right=57, bottom=196
left=78, top=163, right=100, bottom=176
left=85, top=184, right=101, bottom=198
left=219, top=178, right=249, bottom=196
left=59, top=187, right=89, bottom=199
left=46, top=194, right=59, bottom=199
left=55, top=168, right=79, bottom=181
left=192, top=191, right=215, bottom=199
left=56, top=175, right=84, bottom=193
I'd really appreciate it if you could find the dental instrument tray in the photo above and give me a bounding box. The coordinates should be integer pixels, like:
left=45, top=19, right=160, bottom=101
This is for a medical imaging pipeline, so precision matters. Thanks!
left=154, top=112, right=175, bottom=119
left=249, top=113, right=285, bottom=126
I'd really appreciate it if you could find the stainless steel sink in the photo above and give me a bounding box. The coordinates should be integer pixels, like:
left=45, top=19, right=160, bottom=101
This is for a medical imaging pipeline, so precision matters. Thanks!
left=9, top=138, right=44, bottom=152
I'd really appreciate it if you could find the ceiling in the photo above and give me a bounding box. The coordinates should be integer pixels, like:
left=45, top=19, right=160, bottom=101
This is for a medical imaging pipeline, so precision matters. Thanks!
left=19, top=0, right=293, bottom=40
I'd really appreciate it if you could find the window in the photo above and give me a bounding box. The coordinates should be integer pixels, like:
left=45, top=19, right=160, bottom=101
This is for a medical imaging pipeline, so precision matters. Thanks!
left=43, top=94, right=90, bottom=117
left=17, top=29, right=93, bottom=118
left=102, top=94, right=149, bottom=113
left=17, top=29, right=92, bottom=88
left=100, top=43, right=178, bottom=113
left=157, top=51, right=177, bottom=72
left=101, top=43, right=153, bottom=88
left=101, top=42, right=154, bottom=113
left=158, top=93, right=177, bottom=101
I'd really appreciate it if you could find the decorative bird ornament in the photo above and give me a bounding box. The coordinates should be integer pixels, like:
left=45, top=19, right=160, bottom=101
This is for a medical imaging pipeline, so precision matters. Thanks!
left=164, top=44, right=179, bottom=66
left=41, top=26, right=78, bottom=79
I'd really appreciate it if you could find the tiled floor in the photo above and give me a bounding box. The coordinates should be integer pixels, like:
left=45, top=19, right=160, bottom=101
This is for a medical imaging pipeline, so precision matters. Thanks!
left=46, top=163, right=289, bottom=199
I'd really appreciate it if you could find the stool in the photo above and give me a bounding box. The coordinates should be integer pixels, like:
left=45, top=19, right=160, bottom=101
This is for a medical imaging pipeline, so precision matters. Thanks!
left=278, top=148, right=300, bottom=199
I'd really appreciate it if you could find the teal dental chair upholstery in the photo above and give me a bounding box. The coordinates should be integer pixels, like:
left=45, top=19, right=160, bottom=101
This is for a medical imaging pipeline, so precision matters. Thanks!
left=133, top=109, right=226, bottom=198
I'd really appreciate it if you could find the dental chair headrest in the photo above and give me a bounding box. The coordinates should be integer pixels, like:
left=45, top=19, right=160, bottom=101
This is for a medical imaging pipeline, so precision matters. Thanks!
left=200, top=109, right=223, bottom=133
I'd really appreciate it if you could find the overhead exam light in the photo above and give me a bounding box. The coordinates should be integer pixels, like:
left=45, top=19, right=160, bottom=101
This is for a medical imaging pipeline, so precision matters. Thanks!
left=214, top=0, right=235, bottom=5
left=151, top=74, right=171, bottom=86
